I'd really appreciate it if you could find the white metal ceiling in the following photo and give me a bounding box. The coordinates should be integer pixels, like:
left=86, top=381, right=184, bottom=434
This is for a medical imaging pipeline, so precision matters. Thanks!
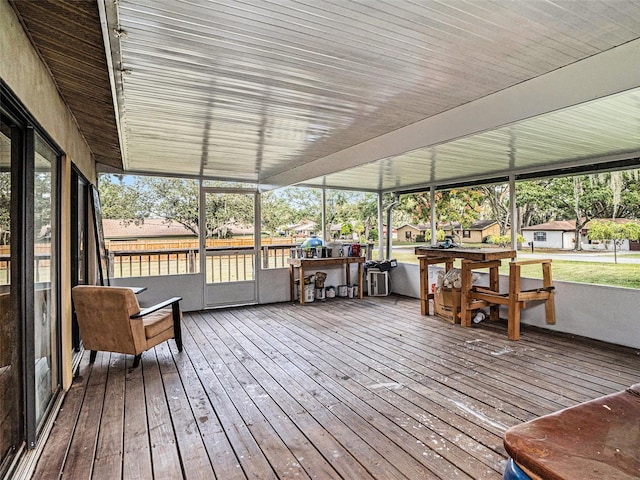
left=305, top=87, right=640, bottom=191
left=103, top=0, right=640, bottom=192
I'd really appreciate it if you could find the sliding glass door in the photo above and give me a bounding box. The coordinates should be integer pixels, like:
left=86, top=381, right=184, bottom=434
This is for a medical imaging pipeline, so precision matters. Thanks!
left=0, top=111, right=21, bottom=476
left=0, top=86, right=61, bottom=473
left=31, top=133, right=59, bottom=429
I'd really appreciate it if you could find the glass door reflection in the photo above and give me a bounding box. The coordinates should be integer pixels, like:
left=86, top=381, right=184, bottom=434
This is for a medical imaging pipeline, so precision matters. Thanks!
left=0, top=115, right=20, bottom=474
left=33, top=133, right=58, bottom=428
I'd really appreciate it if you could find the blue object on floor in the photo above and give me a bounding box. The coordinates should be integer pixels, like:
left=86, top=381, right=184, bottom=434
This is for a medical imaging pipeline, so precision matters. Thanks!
left=503, top=458, right=531, bottom=480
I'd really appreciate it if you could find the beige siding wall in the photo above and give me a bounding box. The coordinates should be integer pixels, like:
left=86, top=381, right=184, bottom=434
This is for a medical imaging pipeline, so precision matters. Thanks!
left=1, top=0, right=98, bottom=389
left=461, top=224, right=501, bottom=243
left=461, top=230, right=484, bottom=243
left=397, top=226, right=421, bottom=241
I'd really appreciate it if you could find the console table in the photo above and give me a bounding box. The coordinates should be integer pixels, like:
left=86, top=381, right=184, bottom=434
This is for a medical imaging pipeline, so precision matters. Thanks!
left=288, top=256, right=365, bottom=305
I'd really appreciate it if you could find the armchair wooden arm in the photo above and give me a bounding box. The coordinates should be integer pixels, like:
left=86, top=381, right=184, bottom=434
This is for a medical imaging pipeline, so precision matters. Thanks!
left=131, top=296, right=183, bottom=357
left=132, top=296, right=182, bottom=318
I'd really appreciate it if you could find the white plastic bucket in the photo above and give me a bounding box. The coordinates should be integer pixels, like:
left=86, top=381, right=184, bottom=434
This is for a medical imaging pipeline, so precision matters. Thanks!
left=315, top=288, right=325, bottom=300
left=304, top=286, right=315, bottom=303
left=337, top=285, right=348, bottom=297
left=328, top=242, right=343, bottom=258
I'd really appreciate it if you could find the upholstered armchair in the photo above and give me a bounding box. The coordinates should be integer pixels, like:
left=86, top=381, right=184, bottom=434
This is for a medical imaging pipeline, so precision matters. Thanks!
left=71, top=285, right=183, bottom=368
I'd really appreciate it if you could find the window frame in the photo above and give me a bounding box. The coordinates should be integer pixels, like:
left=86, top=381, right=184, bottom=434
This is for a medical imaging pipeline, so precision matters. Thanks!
left=533, top=231, right=547, bottom=242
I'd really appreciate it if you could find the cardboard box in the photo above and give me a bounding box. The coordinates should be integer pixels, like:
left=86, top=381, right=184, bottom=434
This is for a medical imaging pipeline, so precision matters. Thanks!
left=434, top=287, right=461, bottom=324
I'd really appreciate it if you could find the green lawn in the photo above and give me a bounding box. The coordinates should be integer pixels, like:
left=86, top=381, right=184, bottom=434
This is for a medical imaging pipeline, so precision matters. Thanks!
left=510, top=260, right=640, bottom=289
left=383, top=251, right=640, bottom=289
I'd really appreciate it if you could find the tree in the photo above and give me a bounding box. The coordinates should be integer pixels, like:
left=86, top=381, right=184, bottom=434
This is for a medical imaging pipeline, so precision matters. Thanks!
left=353, top=193, right=382, bottom=241
left=98, top=175, right=146, bottom=222
left=481, top=184, right=511, bottom=236
left=587, top=220, right=640, bottom=263
left=614, top=170, right=640, bottom=218
left=401, top=188, right=483, bottom=229
left=340, top=222, right=353, bottom=238
left=275, top=187, right=321, bottom=227
left=140, top=177, right=200, bottom=234
left=488, top=233, right=526, bottom=247
left=516, top=180, right=557, bottom=228
left=0, top=172, right=10, bottom=244
left=542, top=175, right=612, bottom=251
left=261, top=190, right=296, bottom=236
left=99, top=175, right=199, bottom=235
left=515, top=172, right=640, bottom=250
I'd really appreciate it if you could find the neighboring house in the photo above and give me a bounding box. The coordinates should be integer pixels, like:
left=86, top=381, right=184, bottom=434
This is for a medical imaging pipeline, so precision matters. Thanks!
left=329, top=220, right=362, bottom=240
left=103, top=218, right=197, bottom=243
left=287, top=220, right=317, bottom=238
left=103, top=219, right=257, bottom=251
left=396, top=223, right=430, bottom=241
left=329, top=223, right=342, bottom=238
left=523, top=220, right=575, bottom=249
left=396, top=220, right=501, bottom=243
left=582, top=218, right=640, bottom=251
left=522, top=219, right=640, bottom=250
left=460, top=220, right=501, bottom=243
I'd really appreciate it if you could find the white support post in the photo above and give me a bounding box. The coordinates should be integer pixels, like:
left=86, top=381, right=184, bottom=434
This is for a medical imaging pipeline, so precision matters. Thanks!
left=321, top=188, right=327, bottom=242
left=510, top=175, right=518, bottom=253
left=378, top=193, right=384, bottom=260
left=430, top=187, right=437, bottom=246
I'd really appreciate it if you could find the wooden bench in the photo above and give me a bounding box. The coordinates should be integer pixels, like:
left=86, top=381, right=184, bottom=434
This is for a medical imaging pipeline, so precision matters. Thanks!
left=461, top=259, right=555, bottom=340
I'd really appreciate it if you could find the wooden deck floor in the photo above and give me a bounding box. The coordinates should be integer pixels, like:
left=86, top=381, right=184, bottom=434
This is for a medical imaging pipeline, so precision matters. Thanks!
left=34, top=295, right=640, bottom=479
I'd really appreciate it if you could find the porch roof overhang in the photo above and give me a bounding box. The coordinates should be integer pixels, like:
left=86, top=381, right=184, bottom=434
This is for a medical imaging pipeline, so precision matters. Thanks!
left=12, top=0, right=640, bottom=193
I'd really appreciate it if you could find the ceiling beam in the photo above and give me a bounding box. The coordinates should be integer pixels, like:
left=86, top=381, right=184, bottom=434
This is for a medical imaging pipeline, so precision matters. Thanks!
left=260, top=38, right=640, bottom=191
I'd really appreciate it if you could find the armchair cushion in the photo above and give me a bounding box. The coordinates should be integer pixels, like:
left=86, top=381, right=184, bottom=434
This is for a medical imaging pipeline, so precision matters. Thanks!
left=143, top=308, right=174, bottom=339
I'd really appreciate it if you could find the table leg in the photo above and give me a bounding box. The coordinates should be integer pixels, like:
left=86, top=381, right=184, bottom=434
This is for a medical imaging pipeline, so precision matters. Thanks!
left=289, top=264, right=295, bottom=302
left=419, top=257, right=455, bottom=316
left=299, top=264, right=305, bottom=305
left=508, top=263, right=521, bottom=340
left=460, top=261, right=472, bottom=327
left=345, top=260, right=351, bottom=287
left=489, top=265, right=500, bottom=321
left=420, top=257, right=428, bottom=315
left=543, top=261, right=556, bottom=325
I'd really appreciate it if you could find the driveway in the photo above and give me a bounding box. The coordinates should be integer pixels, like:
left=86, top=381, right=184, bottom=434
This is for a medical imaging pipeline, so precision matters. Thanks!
left=517, top=250, right=640, bottom=264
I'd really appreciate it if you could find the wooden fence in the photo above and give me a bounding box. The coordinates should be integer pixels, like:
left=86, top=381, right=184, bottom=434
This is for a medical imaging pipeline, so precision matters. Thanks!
left=105, top=237, right=295, bottom=251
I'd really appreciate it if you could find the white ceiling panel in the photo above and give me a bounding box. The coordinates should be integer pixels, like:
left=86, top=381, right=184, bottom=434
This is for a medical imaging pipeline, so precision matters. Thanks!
left=305, top=88, right=640, bottom=191
left=102, top=0, right=640, bottom=191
